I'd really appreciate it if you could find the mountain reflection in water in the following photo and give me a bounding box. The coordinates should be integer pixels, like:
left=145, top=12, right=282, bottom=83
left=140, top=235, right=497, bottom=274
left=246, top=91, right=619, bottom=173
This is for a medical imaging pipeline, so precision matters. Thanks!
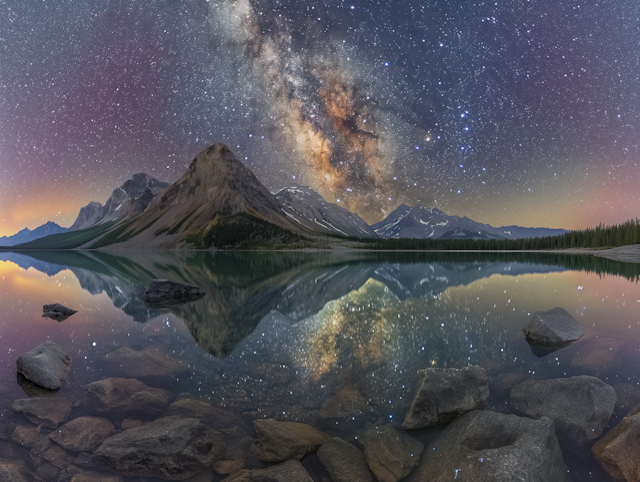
left=2, top=250, right=640, bottom=481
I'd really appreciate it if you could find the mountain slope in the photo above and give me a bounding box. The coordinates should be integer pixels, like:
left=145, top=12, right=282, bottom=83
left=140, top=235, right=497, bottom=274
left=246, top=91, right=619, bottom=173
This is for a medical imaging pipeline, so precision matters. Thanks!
left=87, top=144, right=315, bottom=249
left=275, top=186, right=377, bottom=238
left=69, top=174, right=169, bottom=231
left=0, top=222, right=68, bottom=247
left=372, top=205, right=568, bottom=240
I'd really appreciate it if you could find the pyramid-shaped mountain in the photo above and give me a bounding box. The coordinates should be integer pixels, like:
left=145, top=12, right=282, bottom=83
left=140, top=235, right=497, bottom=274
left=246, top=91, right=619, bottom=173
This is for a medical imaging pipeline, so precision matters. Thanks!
left=85, top=144, right=312, bottom=249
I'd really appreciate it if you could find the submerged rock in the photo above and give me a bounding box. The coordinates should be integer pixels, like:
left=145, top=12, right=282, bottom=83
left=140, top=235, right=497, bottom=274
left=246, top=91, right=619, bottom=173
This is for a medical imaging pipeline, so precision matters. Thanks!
left=357, top=423, right=423, bottom=482
left=250, top=460, right=313, bottom=482
left=319, top=387, right=378, bottom=431
left=415, top=410, right=569, bottom=482
left=250, top=418, right=328, bottom=463
left=523, top=307, right=584, bottom=345
left=402, top=365, right=489, bottom=430
left=85, top=377, right=172, bottom=418
left=95, top=416, right=225, bottom=480
left=592, top=404, right=640, bottom=482
left=12, top=397, right=73, bottom=428
left=48, top=416, right=116, bottom=452
left=42, top=303, right=77, bottom=321
left=16, top=340, right=71, bottom=390
left=510, top=376, right=616, bottom=452
left=70, top=473, right=124, bottom=482
left=12, top=425, right=51, bottom=455
left=102, top=345, right=188, bottom=380
left=0, top=458, right=36, bottom=482
left=143, top=279, right=206, bottom=306
left=164, top=398, right=238, bottom=430
left=317, top=437, right=373, bottom=482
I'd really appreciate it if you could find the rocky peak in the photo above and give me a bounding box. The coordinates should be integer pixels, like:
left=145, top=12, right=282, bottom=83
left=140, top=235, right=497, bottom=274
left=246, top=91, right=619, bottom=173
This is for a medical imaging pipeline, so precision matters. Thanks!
left=69, top=201, right=103, bottom=231
left=153, top=143, right=283, bottom=217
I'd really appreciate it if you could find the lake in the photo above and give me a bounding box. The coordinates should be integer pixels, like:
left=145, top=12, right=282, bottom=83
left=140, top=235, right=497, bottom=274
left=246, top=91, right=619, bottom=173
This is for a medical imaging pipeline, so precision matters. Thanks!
left=1, top=250, right=640, bottom=481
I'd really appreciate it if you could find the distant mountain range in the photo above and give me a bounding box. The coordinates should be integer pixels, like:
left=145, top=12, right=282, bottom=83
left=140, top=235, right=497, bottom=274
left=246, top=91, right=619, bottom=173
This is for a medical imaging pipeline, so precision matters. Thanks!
left=275, top=186, right=376, bottom=238
left=4, top=143, right=567, bottom=250
left=0, top=221, right=67, bottom=247
left=69, top=173, right=169, bottom=231
left=372, top=204, right=567, bottom=240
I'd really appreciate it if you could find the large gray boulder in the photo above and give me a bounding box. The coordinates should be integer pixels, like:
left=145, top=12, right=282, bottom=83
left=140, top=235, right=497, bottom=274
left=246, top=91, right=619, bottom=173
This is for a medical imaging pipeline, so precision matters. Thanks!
left=250, top=460, right=313, bottom=482
left=49, top=416, right=116, bottom=452
left=12, top=397, right=73, bottom=428
left=143, top=279, right=206, bottom=306
left=510, top=376, right=616, bottom=452
left=415, top=410, right=569, bottom=481
left=250, top=418, right=328, bottom=463
left=523, top=307, right=585, bottom=345
left=16, top=340, right=71, bottom=390
left=95, top=416, right=225, bottom=480
left=402, top=365, right=489, bottom=430
left=85, top=377, right=172, bottom=418
left=317, top=437, right=373, bottom=482
left=357, top=423, right=423, bottom=482
left=592, top=409, right=640, bottom=482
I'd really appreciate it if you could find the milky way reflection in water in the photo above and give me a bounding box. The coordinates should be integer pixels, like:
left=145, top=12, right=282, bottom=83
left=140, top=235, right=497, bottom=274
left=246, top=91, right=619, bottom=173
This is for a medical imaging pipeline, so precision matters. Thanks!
left=1, top=250, right=640, bottom=481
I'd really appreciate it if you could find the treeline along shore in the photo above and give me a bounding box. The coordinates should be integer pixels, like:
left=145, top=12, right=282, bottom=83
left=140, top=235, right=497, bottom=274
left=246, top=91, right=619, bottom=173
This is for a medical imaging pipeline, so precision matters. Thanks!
left=362, top=218, right=640, bottom=251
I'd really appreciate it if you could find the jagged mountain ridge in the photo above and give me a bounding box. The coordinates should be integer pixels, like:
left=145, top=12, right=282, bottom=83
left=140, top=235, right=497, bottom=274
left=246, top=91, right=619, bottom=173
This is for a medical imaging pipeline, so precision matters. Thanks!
left=275, top=186, right=378, bottom=238
left=0, top=221, right=67, bottom=247
left=69, top=173, right=169, bottom=231
left=372, top=204, right=568, bottom=240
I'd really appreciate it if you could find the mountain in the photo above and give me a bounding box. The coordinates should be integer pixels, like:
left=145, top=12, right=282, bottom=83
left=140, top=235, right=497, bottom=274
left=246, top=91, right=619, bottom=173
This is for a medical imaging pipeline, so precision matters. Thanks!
left=0, top=221, right=67, bottom=247
left=82, top=143, right=315, bottom=249
left=69, top=173, right=169, bottom=232
left=69, top=201, right=103, bottom=231
left=372, top=204, right=568, bottom=240
left=275, top=186, right=377, bottom=238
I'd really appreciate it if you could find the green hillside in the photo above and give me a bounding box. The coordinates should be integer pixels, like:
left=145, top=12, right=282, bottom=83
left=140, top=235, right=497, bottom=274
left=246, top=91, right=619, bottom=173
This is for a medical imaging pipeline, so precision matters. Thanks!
left=13, top=221, right=116, bottom=249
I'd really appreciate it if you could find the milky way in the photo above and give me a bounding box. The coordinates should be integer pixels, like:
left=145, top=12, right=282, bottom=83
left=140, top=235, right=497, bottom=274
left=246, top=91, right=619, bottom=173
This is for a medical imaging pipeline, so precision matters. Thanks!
left=1, top=0, right=639, bottom=236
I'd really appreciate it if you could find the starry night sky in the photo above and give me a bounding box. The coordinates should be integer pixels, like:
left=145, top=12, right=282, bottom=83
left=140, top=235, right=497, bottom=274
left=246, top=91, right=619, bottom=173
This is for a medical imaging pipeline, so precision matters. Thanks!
left=1, top=0, right=639, bottom=237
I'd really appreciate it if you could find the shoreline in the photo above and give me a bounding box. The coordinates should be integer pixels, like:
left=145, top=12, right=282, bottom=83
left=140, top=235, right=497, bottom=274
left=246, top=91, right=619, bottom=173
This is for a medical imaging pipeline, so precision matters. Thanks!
left=2, top=243, right=639, bottom=264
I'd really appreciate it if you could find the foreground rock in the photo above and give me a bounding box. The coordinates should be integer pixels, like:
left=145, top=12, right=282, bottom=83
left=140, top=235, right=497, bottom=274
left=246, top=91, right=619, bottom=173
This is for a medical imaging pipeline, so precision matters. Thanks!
left=49, top=416, right=116, bottom=452
left=403, top=365, right=489, bottom=430
left=523, top=307, right=584, bottom=345
left=592, top=404, right=640, bottom=482
left=358, top=423, right=423, bottom=482
left=95, top=416, right=225, bottom=480
left=250, top=460, right=312, bottom=482
left=16, top=340, right=71, bottom=390
left=164, top=398, right=238, bottom=430
left=250, top=418, right=328, bottom=462
left=42, top=303, right=77, bottom=321
left=144, top=279, right=206, bottom=306
left=102, top=345, right=188, bottom=380
left=415, top=410, right=569, bottom=481
left=12, top=397, right=73, bottom=428
left=85, top=377, right=172, bottom=418
left=510, top=376, right=616, bottom=452
left=318, top=437, right=373, bottom=482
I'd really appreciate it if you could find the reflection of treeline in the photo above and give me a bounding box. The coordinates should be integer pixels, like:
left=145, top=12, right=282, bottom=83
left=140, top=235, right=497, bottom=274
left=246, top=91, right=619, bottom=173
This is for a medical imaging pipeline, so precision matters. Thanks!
left=343, top=251, right=640, bottom=281
left=363, top=219, right=640, bottom=250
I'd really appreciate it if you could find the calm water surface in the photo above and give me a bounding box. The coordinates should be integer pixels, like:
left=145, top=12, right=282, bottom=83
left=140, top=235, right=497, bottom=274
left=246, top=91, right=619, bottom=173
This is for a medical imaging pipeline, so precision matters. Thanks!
left=1, top=251, right=640, bottom=481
